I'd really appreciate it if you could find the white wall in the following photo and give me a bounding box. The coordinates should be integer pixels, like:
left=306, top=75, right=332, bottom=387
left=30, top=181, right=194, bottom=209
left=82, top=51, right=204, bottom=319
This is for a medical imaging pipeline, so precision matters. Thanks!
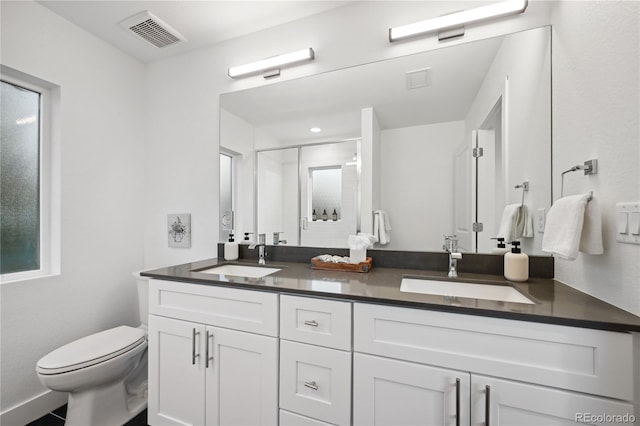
left=380, top=121, right=465, bottom=251
left=551, top=1, right=640, bottom=315
left=0, top=1, right=146, bottom=423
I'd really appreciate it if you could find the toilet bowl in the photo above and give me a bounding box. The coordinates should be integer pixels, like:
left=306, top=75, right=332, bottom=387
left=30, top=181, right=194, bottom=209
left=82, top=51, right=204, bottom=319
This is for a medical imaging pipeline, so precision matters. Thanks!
left=36, top=277, right=149, bottom=426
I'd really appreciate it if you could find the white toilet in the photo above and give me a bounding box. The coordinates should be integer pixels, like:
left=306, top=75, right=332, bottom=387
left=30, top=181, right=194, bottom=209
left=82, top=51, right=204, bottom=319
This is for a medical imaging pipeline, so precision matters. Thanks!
left=36, top=277, right=149, bottom=426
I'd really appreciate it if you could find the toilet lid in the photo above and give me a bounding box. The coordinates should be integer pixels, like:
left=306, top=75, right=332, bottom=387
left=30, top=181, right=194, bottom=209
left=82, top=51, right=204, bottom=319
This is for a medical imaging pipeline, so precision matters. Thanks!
left=37, top=326, right=146, bottom=375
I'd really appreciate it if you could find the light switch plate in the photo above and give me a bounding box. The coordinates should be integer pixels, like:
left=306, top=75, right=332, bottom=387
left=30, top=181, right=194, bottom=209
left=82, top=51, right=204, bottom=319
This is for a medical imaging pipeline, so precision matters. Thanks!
left=616, top=202, right=640, bottom=244
left=535, top=208, right=546, bottom=233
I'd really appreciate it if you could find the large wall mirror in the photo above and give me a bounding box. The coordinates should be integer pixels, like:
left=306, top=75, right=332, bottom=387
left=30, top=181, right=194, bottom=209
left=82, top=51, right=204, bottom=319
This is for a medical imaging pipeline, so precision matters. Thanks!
left=220, top=26, right=551, bottom=255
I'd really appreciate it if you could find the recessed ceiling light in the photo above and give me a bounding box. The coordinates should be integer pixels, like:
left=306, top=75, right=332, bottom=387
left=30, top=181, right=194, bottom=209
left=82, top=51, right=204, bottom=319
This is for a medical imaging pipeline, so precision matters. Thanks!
left=310, top=127, right=322, bottom=133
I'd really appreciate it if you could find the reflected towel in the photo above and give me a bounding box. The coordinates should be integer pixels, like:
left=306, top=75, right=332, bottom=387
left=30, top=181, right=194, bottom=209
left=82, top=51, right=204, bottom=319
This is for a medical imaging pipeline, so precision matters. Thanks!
left=373, top=210, right=391, bottom=245
left=516, top=205, right=534, bottom=238
left=542, top=193, right=600, bottom=260
left=496, top=204, right=521, bottom=242
left=497, top=204, right=533, bottom=241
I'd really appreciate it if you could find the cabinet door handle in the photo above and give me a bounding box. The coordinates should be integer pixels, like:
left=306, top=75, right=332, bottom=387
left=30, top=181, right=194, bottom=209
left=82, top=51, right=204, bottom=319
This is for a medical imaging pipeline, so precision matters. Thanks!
left=303, top=320, right=319, bottom=327
left=304, top=381, right=318, bottom=391
left=455, top=378, right=460, bottom=426
left=191, top=328, right=200, bottom=365
left=205, top=330, right=212, bottom=369
left=485, top=385, right=491, bottom=426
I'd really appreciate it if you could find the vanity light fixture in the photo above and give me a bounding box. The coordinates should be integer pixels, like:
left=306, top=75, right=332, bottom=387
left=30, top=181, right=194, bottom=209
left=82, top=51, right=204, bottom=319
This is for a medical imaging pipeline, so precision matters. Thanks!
left=388, top=0, right=528, bottom=42
left=228, top=48, right=315, bottom=79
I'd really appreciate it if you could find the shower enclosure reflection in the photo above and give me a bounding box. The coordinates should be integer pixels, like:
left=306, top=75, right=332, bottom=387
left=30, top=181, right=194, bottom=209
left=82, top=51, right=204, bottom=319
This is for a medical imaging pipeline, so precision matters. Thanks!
left=256, top=140, right=360, bottom=248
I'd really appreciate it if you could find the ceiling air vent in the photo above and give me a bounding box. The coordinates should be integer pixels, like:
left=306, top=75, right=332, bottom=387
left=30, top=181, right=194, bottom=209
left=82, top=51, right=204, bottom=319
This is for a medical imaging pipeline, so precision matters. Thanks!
left=119, top=11, right=186, bottom=49
left=406, top=68, right=432, bottom=90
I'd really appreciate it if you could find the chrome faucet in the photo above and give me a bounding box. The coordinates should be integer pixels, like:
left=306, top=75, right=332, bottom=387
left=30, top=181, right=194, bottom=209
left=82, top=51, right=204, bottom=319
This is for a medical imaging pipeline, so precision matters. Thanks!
left=273, top=232, right=287, bottom=245
left=443, top=235, right=462, bottom=278
left=249, top=233, right=267, bottom=264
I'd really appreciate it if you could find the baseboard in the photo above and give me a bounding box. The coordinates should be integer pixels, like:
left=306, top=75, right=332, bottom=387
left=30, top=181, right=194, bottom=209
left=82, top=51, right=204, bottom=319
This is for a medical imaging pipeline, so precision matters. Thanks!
left=0, top=390, right=67, bottom=426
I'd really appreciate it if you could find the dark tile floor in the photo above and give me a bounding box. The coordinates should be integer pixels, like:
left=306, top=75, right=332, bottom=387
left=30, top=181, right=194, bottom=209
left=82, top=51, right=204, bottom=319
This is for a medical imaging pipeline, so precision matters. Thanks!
left=26, top=405, right=147, bottom=426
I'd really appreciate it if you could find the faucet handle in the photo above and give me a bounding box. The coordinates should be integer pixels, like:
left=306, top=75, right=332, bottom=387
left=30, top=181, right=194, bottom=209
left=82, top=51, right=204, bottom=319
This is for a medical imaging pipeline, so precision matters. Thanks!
left=443, top=234, right=458, bottom=252
left=258, top=233, right=266, bottom=244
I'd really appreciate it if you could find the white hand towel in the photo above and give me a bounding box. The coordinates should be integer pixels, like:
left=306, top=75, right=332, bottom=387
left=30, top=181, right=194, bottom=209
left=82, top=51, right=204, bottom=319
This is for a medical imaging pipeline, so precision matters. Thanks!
left=579, top=197, right=603, bottom=255
left=515, top=205, right=534, bottom=238
left=497, top=204, right=521, bottom=242
left=373, top=210, right=391, bottom=245
left=541, top=193, right=591, bottom=260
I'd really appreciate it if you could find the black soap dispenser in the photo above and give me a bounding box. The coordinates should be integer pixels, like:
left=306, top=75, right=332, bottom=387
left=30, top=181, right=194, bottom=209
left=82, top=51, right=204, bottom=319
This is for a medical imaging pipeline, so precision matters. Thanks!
left=491, top=237, right=509, bottom=254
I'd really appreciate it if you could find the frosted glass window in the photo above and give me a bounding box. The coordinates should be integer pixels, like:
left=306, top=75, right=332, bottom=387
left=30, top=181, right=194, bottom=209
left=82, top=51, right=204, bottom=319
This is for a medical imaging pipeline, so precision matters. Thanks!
left=1, top=80, right=41, bottom=274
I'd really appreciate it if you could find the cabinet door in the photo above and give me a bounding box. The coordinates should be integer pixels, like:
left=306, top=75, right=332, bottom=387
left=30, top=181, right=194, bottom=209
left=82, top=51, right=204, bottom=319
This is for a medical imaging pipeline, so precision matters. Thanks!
left=148, top=315, right=205, bottom=426
left=205, top=326, right=278, bottom=426
left=353, top=353, right=470, bottom=426
left=471, top=375, right=635, bottom=426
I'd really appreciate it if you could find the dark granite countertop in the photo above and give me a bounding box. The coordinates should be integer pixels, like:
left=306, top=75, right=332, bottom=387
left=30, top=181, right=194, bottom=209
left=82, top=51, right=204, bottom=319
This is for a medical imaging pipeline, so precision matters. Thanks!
left=141, top=257, right=640, bottom=333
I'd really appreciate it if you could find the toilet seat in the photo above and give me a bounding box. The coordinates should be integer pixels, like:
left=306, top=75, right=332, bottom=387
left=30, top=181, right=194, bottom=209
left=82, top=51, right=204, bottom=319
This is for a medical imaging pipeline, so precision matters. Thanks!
left=37, top=326, right=146, bottom=375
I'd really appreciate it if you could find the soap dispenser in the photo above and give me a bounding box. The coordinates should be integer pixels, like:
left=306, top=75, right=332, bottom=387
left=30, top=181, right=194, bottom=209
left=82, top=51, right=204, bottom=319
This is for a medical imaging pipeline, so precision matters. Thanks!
left=504, top=241, right=528, bottom=282
left=491, top=237, right=509, bottom=254
left=224, top=232, right=239, bottom=261
left=240, top=232, right=253, bottom=245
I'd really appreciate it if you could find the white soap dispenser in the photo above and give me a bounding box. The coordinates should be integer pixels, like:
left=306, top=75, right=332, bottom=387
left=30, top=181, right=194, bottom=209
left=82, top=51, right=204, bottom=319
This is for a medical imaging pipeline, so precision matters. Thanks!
left=224, top=232, right=239, bottom=261
left=504, top=240, right=528, bottom=282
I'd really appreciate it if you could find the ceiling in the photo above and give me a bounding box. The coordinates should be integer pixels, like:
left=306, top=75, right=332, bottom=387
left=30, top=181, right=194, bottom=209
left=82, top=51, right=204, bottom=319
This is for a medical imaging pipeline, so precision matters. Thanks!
left=37, top=1, right=354, bottom=62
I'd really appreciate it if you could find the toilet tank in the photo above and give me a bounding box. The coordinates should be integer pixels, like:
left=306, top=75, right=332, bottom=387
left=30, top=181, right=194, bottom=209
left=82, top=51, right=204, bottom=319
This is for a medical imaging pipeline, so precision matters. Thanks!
left=136, top=275, right=150, bottom=329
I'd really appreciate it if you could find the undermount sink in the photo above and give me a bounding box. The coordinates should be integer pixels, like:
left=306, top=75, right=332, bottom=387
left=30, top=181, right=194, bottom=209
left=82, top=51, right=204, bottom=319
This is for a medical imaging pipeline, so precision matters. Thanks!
left=197, top=264, right=282, bottom=279
left=400, top=277, right=534, bottom=304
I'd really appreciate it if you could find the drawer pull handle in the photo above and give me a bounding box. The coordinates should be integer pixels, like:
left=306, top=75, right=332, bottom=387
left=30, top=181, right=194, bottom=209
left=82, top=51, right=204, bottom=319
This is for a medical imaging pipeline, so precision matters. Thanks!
left=304, top=320, right=319, bottom=327
left=455, top=378, right=460, bottom=426
left=304, top=381, right=319, bottom=391
left=191, top=328, right=200, bottom=365
left=205, top=330, right=213, bottom=369
left=485, top=385, right=491, bottom=426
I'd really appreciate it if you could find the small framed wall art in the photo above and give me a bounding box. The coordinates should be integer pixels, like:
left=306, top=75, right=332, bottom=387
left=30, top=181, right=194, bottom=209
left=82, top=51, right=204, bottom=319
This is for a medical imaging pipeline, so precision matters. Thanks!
left=168, top=213, right=191, bottom=248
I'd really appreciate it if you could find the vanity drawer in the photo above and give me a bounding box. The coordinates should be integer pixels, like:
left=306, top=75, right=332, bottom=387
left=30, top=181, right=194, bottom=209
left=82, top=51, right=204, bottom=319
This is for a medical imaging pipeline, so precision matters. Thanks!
left=280, top=410, right=336, bottom=426
left=280, top=340, right=351, bottom=425
left=148, top=279, right=278, bottom=336
left=354, top=303, right=634, bottom=401
left=280, top=295, right=351, bottom=350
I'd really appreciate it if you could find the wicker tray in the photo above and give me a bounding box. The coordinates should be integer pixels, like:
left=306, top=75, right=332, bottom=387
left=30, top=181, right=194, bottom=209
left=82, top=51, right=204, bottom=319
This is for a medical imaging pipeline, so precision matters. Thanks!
left=310, top=256, right=373, bottom=273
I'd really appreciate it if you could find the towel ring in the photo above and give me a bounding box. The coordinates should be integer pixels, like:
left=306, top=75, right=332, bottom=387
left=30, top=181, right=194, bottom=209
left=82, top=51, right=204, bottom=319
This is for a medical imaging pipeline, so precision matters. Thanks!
left=514, top=181, right=529, bottom=206
left=561, top=160, right=598, bottom=197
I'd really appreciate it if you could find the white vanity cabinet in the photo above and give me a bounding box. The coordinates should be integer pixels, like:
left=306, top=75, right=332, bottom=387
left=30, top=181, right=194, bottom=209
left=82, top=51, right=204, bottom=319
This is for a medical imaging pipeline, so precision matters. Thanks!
left=279, top=295, right=352, bottom=426
left=353, top=303, right=636, bottom=425
left=147, top=279, right=279, bottom=426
